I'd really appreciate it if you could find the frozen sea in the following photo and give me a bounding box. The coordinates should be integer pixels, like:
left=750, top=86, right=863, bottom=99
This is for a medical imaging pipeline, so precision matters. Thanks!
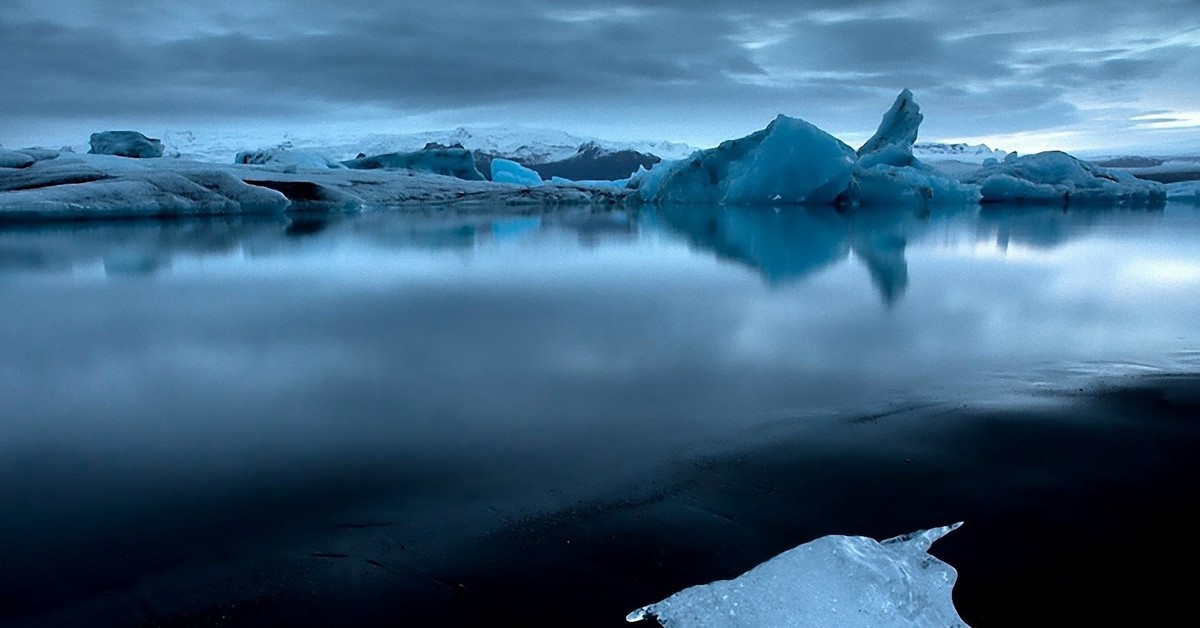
left=3, top=202, right=1200, bottom=626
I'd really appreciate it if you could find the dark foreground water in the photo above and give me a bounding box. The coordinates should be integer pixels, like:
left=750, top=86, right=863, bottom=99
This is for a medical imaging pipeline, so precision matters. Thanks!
left=2, top=204, right=1200, bottom=626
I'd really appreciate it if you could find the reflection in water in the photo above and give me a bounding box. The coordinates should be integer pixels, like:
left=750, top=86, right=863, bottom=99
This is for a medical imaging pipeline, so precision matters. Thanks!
left=2, top=203, right=1200, bottom=626
left=2, top=205, right=1181, bottom=299
left=977, top=205, right=1167, bottom=251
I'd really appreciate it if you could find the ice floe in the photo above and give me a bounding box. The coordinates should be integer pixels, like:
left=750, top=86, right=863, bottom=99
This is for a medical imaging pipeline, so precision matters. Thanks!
left=627, top=523, right=967, bottom=628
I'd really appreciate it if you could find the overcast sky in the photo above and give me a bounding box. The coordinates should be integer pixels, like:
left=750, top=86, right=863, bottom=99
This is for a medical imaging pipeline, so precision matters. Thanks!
left=2, top=0, right=1198, bottom=153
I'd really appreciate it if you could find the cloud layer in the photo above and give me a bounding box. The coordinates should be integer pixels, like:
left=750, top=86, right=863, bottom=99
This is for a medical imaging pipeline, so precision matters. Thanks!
left=2, top=0, right=1197, bottom=151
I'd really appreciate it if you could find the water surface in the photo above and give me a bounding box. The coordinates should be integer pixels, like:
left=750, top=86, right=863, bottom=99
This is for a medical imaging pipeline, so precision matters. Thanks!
left=2, top=203, right=1199, bottom=626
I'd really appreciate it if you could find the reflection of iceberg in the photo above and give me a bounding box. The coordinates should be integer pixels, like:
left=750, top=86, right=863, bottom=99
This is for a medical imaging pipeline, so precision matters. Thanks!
left=656, top=204, right=850, bottom=285
left=656, top=204, right=921, bottom=304
left=977, top=205, right=1166, bottom=251
left=628, top=523, right=966, bottom=627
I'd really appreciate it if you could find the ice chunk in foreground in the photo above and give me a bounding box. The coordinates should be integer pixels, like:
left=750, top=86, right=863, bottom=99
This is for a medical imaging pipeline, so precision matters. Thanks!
left=341, top=146, right=485, bottom=181
left=966, top=151, right=1165, bottom=205
left=633, top=115, right=856, bottom=205
left=627, top=523, right=967, bottom=628
left=490, top=158, right=543, bottom=185
left=857, top=88, right=923, bottom=169
left=88, top=131, right=164, bottom=158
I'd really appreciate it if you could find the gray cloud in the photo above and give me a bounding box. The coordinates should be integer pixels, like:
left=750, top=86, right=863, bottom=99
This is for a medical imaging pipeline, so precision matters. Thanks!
left=0, top=0, right=1197, bottom=151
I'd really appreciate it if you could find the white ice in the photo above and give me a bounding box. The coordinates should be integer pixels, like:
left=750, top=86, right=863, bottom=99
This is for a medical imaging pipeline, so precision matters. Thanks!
left=234, top=147, right=344, bottom=171
left=627, top=523, right=968, bottom=628
left=490, top=158, right=544, bottom=186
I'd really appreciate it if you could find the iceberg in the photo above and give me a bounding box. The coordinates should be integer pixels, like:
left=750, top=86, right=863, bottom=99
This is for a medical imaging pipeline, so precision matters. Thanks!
left=0, top=157, right=288, bottom=219
left=490, top=158, right=544, bottom=186
left=88, top=131, right=165, bottom=159
left=0, top=149, right=36, bottom=169
left=840, top=91, right=979, bottom=206
left=965, top=151, right=1166, bottom=205
left=856, top=88, right=922, bottom=169
left=0, top=147, right=60, bottom=169
left=844, top=163, right=980, bottom=206
left=1167, top=180, right=1200, bottom=204
left=235, top=147, right=343, bottom=171
left=627, top=523, right=967, bottom=628
left=341, top=145, right=485, bottom=181
left=633, top=115, right=857, bottom=205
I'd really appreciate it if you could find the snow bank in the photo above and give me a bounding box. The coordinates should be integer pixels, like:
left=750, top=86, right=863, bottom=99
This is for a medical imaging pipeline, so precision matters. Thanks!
left=966, top=151, right=1165, bottom=204
left=342, top=146, right=485, bottom=181
left=627, top=523, right=967, bottom=628
left=88, top=131, right=164, bottom=158
left=633, top=115, right=857, bottom=205
left=490, top=158, right=543, bottom=185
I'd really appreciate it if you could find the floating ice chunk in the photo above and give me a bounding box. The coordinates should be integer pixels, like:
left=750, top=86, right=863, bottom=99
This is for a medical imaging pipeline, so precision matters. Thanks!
left=235, top=148, right=343, bottom=171
left=342, top=146, right=485, bottom=181
left=1167, top=180, right=1200, bottom=204
left=857, top=89, right=922, bottom=168
left=634, top=115, right=856, bottom=205
left=490, top=158, right=544, bottom=185
left=842, top=91, right=978, bottom=206
left=0, top=149, right=36, bottom=169
left=966, top=151, right=1165, bottom=205
left=846, top=163, right=980, bottom=206
left=0, top=165, right=288, bottom=219
left=549, top=175, right=630, bottom=188
left=88, top=131, right=164, bottom=158
left=627, top=523, right=967, bottom=628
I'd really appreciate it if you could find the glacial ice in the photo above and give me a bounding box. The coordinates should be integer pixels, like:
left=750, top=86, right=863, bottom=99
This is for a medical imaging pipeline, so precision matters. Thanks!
left=490, top=158, right=544, bottom=186
left=965, top=151, right=1166, bottom=204
left=857, top=88, right=922, bottom=168
left=88, top=131, right=165, bottom=159
left=0, top=147, right=60, bottom=169
left=627, top=523, right=967, bottom=628
left=845, top=163, right=981, bottom=206
left=235, top=147, right=343, bottom=171
left=841, top=91, right=980, bottom=206
left=0, top=156, right=288, bottom=219
left=341, top=146, right=485, bottom=181
left=0, top=149, right=36, bottom=169
left=1167, top=180, right=1200, bottom=203
left=633, top=115, right=857, bottom=205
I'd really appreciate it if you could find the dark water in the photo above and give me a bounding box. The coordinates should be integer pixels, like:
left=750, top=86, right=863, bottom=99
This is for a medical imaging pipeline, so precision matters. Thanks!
left=2, top=204, right=1200, bottom=626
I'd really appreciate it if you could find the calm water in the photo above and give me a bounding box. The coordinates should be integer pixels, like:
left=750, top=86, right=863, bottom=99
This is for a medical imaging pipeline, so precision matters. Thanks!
left=3, top=203, right=1200, bottom=626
